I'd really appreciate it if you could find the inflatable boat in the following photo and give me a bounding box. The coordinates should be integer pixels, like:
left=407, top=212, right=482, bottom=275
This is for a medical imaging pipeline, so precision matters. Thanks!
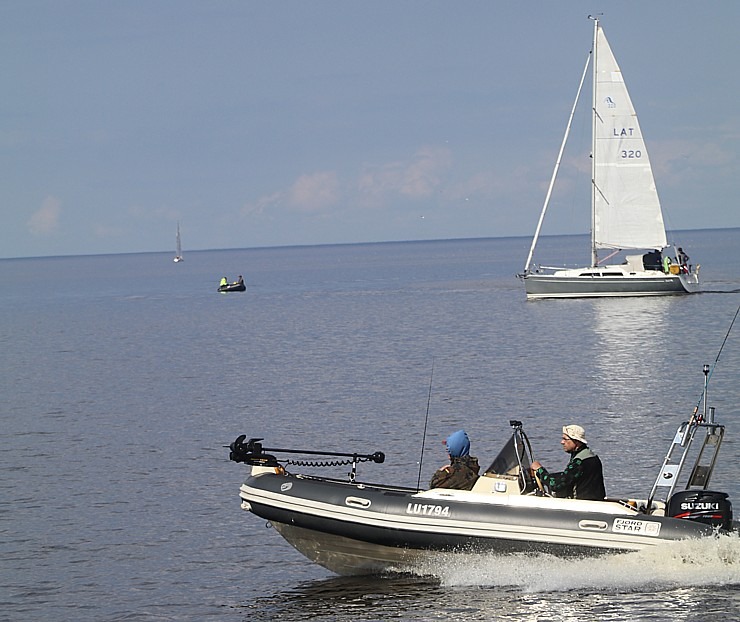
left=218, top=282, right=246, bottom=293
left=228, top=367, right=732, bottom=576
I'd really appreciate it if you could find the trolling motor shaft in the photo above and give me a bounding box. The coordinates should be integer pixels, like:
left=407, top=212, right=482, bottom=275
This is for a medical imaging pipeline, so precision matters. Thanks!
left=229, top=435, right=385, bottom=469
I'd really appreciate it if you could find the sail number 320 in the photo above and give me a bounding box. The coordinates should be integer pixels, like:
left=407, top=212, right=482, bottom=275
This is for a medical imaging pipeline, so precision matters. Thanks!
left=621, top=150, right=642, bottom=158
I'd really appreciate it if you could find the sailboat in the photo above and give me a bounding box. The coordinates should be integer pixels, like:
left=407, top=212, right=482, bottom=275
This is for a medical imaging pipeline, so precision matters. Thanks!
left=520, top=17, right=699, bottom=299
left=173, top=222, right=184, bottom=263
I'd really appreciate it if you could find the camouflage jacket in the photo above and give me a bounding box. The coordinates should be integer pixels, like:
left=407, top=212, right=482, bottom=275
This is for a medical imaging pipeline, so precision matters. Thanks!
left=429, top=455, right=480, bottom=491
left=535, top=447, right=606, bottom=500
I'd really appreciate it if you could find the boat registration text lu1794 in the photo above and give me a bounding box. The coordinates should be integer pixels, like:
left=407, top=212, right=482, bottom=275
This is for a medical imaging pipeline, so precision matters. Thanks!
left=406, top=503, right=450, bottom=517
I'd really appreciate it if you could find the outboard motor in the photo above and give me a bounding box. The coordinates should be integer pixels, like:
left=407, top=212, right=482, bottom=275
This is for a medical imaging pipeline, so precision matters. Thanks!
left=667, top=490, right=733, bottom=531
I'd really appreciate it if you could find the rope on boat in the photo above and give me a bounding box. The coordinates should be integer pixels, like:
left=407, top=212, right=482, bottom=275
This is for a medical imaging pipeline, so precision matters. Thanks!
left=283, top=455, right=379, bottom=468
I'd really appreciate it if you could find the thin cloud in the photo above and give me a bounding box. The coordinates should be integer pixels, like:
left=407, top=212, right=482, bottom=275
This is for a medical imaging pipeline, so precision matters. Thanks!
left=287, top=172, right=340, bottom=212
left=244, top=172, right=340, bottom=217
left=242, top=191, right=284, bottom=217
left=400, top=146, right=452, bottom=198
left=27, top=196, right=61, bottom=236
left=358, top=146, right=452, bottom=206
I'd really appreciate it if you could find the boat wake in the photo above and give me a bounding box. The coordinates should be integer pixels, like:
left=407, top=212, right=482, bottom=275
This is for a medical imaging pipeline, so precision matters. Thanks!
left=700, top=288, right=740, bottom=294
left=410, top=534, right=740, bottom=592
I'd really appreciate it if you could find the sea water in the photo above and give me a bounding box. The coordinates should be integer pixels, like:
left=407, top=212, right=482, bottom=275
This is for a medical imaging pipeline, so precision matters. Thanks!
left=2, top=229, right=740, bottom=621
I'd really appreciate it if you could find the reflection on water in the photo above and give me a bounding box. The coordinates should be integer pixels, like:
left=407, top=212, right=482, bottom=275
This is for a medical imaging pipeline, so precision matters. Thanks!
left=240, top=575, right=442, bottom=621
left=590, top=297, right=674, bottom=397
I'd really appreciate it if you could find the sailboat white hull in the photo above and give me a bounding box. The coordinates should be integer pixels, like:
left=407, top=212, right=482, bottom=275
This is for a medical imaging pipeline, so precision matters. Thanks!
left=524, top=268, right=699, bottom=300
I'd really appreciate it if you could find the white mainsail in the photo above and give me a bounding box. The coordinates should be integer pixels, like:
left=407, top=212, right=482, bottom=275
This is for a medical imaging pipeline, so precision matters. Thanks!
left=592, top=25, right=667, bottom=251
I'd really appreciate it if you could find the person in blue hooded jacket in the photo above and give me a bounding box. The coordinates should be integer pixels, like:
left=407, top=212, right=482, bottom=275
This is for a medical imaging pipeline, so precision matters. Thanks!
left=429, top=429, right=480, bottom=490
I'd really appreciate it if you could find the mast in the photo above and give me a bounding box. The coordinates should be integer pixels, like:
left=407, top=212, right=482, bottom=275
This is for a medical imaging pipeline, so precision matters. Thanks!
left=590, top=15, right=599, bottom=268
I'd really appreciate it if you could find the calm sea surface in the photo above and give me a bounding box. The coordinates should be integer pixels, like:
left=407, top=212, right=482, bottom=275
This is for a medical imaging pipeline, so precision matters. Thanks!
left=2, top=230, right=740, bottom=621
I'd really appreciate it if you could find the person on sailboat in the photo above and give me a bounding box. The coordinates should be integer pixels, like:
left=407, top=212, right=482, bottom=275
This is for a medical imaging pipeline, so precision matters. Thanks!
left=663, top=256, right=672, bottom=274
left=677, top=248, right=690, bottom=273
left=642, top=249, right=662, bottom=271
left=530, top=425, right=606, bottom=501
left=429, top=429, right=480, bottom=491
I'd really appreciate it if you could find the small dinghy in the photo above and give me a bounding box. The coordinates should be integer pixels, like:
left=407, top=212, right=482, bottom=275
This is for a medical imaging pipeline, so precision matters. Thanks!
left=218, top=282, right=246, bottom=293
left=218, top=276, right=246, bottom=293
left=229, top=366, right=732, bottom=576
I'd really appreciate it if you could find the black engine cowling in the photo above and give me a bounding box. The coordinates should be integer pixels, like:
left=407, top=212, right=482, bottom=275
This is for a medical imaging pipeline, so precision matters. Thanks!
left=667, top=490, right=733, bottom=531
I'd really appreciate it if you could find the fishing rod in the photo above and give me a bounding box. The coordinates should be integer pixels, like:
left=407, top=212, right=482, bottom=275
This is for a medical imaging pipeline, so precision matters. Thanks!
left=678, top=303, right=740, bottom=445
left=689, top=303, right=740, bottom=419
left=680, top=303, right=740, bottom=440
left=416, top=359, right=435, bottom=491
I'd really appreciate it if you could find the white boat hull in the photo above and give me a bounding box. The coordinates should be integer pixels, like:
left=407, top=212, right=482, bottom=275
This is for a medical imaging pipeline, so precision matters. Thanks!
left=523, top=269, right=699, bottom=300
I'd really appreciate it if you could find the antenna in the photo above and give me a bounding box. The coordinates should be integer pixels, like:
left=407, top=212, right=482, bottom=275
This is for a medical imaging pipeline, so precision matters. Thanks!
left=416, top=359, right=435, bottom=491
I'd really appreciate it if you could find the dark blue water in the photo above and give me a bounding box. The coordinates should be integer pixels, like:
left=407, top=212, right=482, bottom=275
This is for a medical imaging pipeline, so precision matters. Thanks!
left=2, top=231, right=740, bottom=621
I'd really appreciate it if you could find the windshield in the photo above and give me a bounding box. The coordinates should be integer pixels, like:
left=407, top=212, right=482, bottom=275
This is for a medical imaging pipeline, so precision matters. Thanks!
left=484, top=428, right=535, bottom=492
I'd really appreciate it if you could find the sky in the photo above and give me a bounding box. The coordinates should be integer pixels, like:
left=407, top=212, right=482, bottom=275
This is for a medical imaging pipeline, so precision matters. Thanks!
left=2, top=1, right=739, bottom=259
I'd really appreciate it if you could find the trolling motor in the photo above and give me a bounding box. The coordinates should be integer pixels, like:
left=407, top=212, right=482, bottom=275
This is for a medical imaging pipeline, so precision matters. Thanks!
left=229, top=435, right=385, bottom=482
left=229, top=436, right=280, bottom=467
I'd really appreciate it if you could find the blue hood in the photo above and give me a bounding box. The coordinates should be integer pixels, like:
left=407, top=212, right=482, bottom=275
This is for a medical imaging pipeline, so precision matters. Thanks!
left=445, top=430, right=470, bottom=458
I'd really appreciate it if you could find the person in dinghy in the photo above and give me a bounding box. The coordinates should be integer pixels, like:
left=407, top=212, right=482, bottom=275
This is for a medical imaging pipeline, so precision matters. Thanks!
left=530, top=424, right=606, bottom=500
left=430, top=429, right=480, bottom=490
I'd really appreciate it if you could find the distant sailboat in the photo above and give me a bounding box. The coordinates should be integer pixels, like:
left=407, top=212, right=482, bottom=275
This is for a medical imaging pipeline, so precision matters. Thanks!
left=173, top=222, right=184, bottom=263
left=520, top=17, right=699, bottom=299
